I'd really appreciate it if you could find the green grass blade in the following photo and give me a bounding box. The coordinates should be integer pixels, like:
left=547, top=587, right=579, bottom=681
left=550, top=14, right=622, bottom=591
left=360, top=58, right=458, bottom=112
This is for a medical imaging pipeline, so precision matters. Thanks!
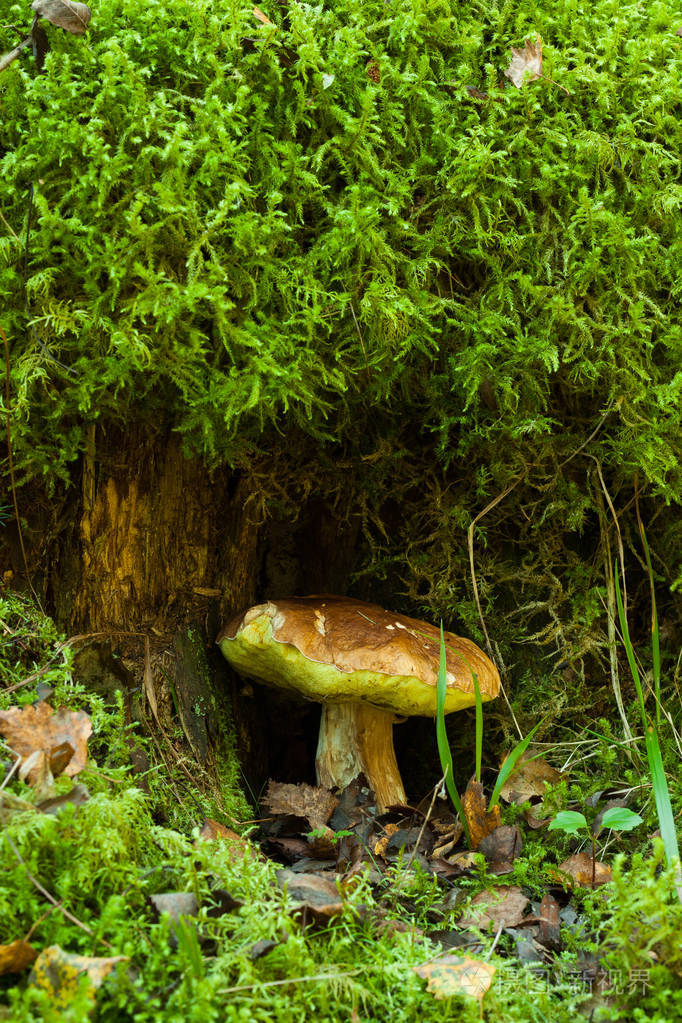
left=645, top=724, right=680, bottom=870
left=488, top=717, right=547, bottom=811
left=615, top=563, right=647, bottom=727
left=473, top=671, right=482, bottom=784
left=436, top=623, right=471, bottom=847
left=639, top=522, right=661, bottom=728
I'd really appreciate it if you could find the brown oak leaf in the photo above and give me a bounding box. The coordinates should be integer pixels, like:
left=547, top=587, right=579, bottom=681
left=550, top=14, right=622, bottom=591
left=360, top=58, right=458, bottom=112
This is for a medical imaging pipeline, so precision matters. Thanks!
left=263, top=780, right=338, bottom=832
left=0, top=703, right=91, bottom=783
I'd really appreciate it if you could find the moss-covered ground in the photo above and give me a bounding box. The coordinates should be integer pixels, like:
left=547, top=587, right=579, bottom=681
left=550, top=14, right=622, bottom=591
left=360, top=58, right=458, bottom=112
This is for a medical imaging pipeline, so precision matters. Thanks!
left=2, top=593, right=681, bottom=1021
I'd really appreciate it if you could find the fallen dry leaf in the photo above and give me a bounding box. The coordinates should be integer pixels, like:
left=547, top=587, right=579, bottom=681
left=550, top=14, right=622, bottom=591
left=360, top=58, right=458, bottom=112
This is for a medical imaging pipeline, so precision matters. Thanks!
left=38, top=783, right=90, bottom=815
left=375, top=917, right=423, bottom=941
left=462, top=778, right=501, bottom=849
left=0, top=703, right=92, bottom=782
left=536, top=892, right=561, bottom=951
left=30, top=946, right=127, bottom=1004
left=504, top=34, right=543, bottom=89
left=459, top=885, right=529, bottom=931
left=0, top=940, right=38, bottom=976
left=198, top=819, right=252, bottom=861
left=554, top=853, right=612, bottom=888
left=19, top=749, right=54, bottom=797
left=247, top=937, right=283, bottom=960
left=276, top=870, right=345, bottom=923
left=252, top=5, right=274, bottom=26
left=374, top=822, right=399, bottom=859
left=443, top=850, right=482, bottom=874
left=31, top=0, right=91, bottom=34
left=465, top=85, right=490, bottom=101
left=478, top=824, right=523, bottom=872
left=263, top=780, right=338, bottom=832
left=414, top=954, right=495, bottom=1002
left=499, top=752, right=562, bottom=804
left=524, top=809, right=551, bottom=829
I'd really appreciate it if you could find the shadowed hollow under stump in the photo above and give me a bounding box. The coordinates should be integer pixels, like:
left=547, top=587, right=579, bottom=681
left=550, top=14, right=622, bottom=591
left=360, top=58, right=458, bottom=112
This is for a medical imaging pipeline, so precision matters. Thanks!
left=217, top=596, right=501, bottom=812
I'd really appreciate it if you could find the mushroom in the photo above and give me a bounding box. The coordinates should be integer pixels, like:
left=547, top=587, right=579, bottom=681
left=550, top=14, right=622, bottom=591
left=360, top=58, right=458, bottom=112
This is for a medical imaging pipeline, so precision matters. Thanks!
left=217, top=596, right=500, bottom=813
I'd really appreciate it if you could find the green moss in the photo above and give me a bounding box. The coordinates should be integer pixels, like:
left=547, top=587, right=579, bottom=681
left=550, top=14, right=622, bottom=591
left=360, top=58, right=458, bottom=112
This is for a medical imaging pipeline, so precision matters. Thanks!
left=2, top=0, right=682, bottom=671
left=212, top=696, right=252, bottom=827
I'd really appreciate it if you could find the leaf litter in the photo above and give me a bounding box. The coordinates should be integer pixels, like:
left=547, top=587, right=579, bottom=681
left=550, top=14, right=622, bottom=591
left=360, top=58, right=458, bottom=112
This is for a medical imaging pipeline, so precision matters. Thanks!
left=0, top=690, right=641, bottom=1012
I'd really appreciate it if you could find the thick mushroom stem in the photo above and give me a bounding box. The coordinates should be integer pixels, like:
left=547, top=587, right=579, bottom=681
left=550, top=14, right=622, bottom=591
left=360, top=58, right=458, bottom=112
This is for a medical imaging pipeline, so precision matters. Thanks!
left=315, top=702, right=407, bottom=813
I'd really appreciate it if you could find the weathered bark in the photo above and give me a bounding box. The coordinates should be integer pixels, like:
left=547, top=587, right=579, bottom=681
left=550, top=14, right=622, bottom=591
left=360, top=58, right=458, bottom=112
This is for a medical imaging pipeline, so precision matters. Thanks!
left=59, top=426, right=259, bottom=634
left=2, top=425, right=365, bottom=805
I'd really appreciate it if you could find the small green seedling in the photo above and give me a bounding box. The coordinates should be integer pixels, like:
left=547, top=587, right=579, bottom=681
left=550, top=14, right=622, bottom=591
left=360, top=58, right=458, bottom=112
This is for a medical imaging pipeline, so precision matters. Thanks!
left=549, top=807, right=643, bottom=885
left=436, top=623, right=548, bottom=847
left=307, top=827, right=354, bottom=844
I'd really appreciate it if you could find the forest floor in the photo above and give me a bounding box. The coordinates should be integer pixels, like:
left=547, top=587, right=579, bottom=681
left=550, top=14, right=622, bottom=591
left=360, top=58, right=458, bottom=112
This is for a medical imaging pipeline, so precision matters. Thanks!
left=1, top=590, right=681, bottom=1023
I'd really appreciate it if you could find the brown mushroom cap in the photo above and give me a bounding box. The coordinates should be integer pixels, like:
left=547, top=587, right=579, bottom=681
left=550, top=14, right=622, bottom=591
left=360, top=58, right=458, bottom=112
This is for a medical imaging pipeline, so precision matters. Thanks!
left=217, top=596, right=500, bottom=716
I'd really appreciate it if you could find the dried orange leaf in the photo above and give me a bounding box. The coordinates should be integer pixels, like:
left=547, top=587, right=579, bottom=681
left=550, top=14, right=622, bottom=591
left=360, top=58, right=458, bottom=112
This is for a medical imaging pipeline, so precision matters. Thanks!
left=0, top=703, right=91, bottom=781
left=0, top=940, right=38, bottom=975
left=462, top=778, right=501, bottom=849
left=198, top=819, right=252, bottom=861
left=414, top=954, right=495, bottom=1002
left=553, top=853, right=612, bottom=888
left=263, top=780, right=338, bottom=832
left=504, top=34, right=543, bottom=89
left=374, top=822, right=399, bottom=859
left=459, top=885, right=529, bottom=931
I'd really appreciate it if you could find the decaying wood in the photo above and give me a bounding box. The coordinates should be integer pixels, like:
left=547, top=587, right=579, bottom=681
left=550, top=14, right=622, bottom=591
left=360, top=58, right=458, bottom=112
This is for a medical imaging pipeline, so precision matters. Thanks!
left=172, top=625, right=218, bottom=764
left=70, top=429, right=259, bottom=633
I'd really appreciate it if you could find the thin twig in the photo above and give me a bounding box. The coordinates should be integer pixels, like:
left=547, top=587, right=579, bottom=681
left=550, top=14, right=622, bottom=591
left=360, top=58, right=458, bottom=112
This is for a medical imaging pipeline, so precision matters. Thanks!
left=467, top=476, right=524, bottom=738
left=349, top=304, right=370, bottom=378
left=404, top=775, right=444, bottom=872
left=0, top=33, right=32, bottom=73
left=0, top=208, right=20, bottom=240
left=485, top=922, right=505, bottom=959
left=538, top=73, right=571, bottom=97
left=557, top=404, right=615, bottom=469
left=3, top=828, right=115, bottom=951
left=220, top=968, right=364, bottom=995
left=24, top=902, right=60, bottom=942
left=0, top=756, right=21, bottom=791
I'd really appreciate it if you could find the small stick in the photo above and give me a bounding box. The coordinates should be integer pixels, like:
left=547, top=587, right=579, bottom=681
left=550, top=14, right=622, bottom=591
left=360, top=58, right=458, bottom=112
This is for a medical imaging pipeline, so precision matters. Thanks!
left=3, top=829, right=115, bottom=951
left=0, top=33, right=32, bottom=73
left=404, top=774, right=445, bottom=872
left=467, top=477, right=524, bottom=737
left=221, top=968, right=364, bottom=995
